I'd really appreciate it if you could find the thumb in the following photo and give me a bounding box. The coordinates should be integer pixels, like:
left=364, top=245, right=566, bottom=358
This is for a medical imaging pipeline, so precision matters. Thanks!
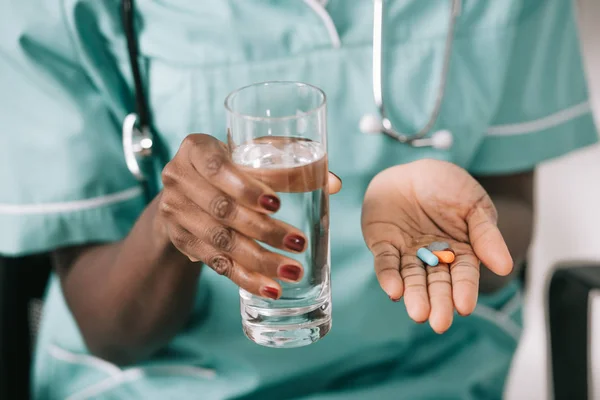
left=328, top=172, right=342, bottom=195
left=467, top=206, right=513, bottom=276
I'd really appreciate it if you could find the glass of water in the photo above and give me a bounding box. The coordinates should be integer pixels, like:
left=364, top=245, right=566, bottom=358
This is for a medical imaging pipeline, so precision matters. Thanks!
left=225, top=81, right=330, bottom=348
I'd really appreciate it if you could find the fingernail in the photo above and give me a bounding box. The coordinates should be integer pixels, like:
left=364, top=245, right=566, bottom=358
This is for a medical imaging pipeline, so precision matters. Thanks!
left=259, top=195, right=280, bottom=212
left=278, top=265, right=302, bottom=281
left=261, top=286, right=279, bottom=299
left=284, top=234, right=306, bottom=252
left=330, top=171, right=342, bottom=183
left=389, top=296, right=401, bottom=302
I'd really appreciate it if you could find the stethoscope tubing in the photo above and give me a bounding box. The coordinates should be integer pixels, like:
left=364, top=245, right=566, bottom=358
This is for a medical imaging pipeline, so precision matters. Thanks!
left=371, top=0, right=460, bottom=144
left=120, top=0, right=460, bottom=189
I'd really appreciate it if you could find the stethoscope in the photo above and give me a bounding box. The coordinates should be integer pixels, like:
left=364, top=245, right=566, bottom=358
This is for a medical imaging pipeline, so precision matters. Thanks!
left=121, top=0, right=166, bottom=200
left=359, top=0, right=460, bottom=149
left=121, top=0, right=459, bottom=191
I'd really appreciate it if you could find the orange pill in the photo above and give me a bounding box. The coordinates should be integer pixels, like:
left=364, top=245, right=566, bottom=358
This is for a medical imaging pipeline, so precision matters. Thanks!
left=432, top=250, right=455, bottom=264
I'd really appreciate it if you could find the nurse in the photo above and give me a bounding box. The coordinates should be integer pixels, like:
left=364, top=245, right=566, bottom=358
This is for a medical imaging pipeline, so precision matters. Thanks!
left=0, top=0, right=597, bottom=399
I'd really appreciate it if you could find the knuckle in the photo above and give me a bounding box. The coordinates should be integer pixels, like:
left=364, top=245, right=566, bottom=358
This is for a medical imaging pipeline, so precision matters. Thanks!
left=180, top=134, right=202, bottom=151
left=161, top=161, right=184, bottom=187
left=427, top=266, right=449, bottom=275
left=161, top=164, right=175, bottom=186
left=450, top=261, right=478, bottom=273
left=252, top=217, right=287, bottom=244
left=404, top=282, right=427, bottom=291
left=375, top=250, right=400, bottom=262
left=204, top=154, right=225, bottom=176
left=158, top=192, right=177, bottom=217
left=209, top=226, right=236, bottom=252
left=427, top=280, right=452, bottom=290
left=158, top=191, right=185, bottom=218
left=208, top=254, right=233, bottom=278
left=181, top=134, right=216, bottom=159
left=158, top=199, right=173, bottom=217
left=401, top=262, right=424, bottom=272
left=169, top=228, right=189, bottom=248
left=248, top=216, right=270, bottom=238
left=209, top=195, right=237, bottom=220
left=452, top=278, right=479, bottom=290
left=376, top=265, right=400, bottom=276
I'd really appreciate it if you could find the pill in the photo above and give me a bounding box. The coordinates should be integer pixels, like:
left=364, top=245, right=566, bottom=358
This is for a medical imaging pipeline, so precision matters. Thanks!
left=427, top=241, right=450, bottom=252
left=417, top=247, right=439, bottom=267
left=432, top=250, right=455, bottom=264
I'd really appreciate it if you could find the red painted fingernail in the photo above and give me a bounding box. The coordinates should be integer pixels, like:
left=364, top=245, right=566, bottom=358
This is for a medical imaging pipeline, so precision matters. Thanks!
left=284, top=234, right=306, bottom=252
left=261, top=286, right=279, bottom=299
left=278, top=265, right=302, bottom=281
left=389, top=296, right=401, bottom=302
left=259, top=195, right=280, bottom=212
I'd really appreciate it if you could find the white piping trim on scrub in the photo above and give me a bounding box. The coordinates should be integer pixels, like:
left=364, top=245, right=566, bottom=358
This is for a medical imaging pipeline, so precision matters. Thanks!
left=471, top=304, right=521, bottom=341
left=67, top=370, right=145, bottom=400
left=501, top=289, right=523, bottom=317
left=303, top=0, right=341, bottom=48
left=48, top=344, right=122, bottom=377
left=67, top=367, right=217, bottom=400
left=0, top=187, right=143, bottom=216
left=48, top=344, right=217, bottom=400
left=486, top=101, right=591, bottom=136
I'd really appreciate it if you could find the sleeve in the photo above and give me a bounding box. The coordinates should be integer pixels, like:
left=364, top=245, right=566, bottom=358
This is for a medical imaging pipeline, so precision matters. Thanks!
left=468, top=0, right=599, bottom=175
left=0, top=1, right=146, bottom=256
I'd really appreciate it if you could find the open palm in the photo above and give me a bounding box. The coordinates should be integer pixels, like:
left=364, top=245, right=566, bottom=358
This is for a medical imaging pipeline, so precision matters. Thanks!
left=361, top=159, right=513, bottom=333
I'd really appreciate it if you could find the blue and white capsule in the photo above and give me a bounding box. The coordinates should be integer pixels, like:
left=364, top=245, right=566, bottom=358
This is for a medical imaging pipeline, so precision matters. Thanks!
left=417, top=247, right=439, bottom=267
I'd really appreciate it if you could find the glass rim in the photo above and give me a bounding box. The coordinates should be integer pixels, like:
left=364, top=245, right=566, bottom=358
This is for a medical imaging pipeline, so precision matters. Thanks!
left=224, top=81, right=326, bottom=122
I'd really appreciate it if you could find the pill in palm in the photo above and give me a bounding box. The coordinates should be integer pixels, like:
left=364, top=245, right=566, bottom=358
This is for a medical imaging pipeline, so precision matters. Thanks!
left=427, top=241, right=450, bottom=252
left=417, top=247, right=439, bottom=267
left=432, top=250, right=455, bottom=264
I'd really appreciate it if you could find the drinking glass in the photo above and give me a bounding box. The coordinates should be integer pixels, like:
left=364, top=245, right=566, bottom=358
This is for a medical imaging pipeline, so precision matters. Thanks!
left=225, top=81, right=330, bottom=348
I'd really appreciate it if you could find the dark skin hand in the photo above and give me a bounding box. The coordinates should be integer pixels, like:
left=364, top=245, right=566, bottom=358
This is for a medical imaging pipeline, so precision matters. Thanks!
left=54, top=138, right=531, bottom=363
left=53, top=134, right=341, bottom=365
left=362, top=159, right=533, bottom=333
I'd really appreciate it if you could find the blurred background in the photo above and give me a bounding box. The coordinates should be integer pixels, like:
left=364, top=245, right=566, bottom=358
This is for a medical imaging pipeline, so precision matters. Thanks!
left=506, top=142, right=600, bottom=399
left=506, top=2, right=600, bottom=396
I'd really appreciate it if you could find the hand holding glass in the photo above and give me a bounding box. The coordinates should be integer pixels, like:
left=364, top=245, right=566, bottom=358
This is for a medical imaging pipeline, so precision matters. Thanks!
left=225, top=82, right=331, bottom=348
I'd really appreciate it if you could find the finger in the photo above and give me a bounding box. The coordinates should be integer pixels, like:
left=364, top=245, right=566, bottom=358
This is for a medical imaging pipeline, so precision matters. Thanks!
left=450, top=252, right=480, bottom=316
left=400, top=255, right=430, bottom=323
left=171, top=204, right=304, bottom=282
left=207, top=255, right=283, bottom=299
left=166, top=225, right=282, bottom=298
left=180, top=134, right=281, bottom=214
left=467, top=206, right=513, bottom=276
left=167, top=195, right=303, bottom=282
left=362, top=222, right=405, bottom=300
left=371, top=241, right=403, bottom=300
left=328, top=172, right=342, bottom=195
left=426, top=263, right=453, bottom=333
left=176, top=176, right=307, bottom=252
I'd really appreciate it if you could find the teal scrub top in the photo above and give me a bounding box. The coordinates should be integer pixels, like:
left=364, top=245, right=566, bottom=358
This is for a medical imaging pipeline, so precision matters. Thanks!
left=1, top=1, right=597, bottom=399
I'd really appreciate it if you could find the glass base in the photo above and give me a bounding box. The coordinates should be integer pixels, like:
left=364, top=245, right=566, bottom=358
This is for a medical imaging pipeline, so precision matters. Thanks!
left=241, top=297, right=331, bottom=348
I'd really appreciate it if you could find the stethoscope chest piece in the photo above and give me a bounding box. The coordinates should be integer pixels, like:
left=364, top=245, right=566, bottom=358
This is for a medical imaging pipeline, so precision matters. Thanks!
left=122, top=112, right=154, bottom=181
left=359, top=113, right=454, bottom=150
